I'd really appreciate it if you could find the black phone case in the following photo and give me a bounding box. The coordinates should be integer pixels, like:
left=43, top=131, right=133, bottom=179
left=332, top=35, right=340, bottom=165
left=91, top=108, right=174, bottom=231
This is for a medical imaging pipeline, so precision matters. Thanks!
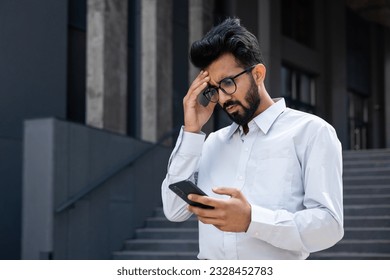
left=169, top=180, right=214, bottom=209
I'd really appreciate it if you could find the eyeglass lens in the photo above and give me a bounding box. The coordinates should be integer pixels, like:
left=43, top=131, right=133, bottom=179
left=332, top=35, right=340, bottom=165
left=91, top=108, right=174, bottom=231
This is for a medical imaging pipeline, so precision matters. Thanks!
left=202, top=77, right=238, bottom=103
left=202, top=65, right=255, bottom=103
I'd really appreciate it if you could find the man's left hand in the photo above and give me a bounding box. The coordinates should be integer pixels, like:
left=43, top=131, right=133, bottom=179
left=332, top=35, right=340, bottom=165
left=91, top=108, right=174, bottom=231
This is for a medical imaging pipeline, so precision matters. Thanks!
left=187, top=187, right=251, bottom=232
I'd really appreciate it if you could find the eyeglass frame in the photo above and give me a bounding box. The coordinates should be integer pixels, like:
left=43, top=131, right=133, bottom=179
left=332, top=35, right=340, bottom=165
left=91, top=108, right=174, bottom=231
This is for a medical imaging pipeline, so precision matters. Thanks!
left=202, top=65, right=256, bottom=103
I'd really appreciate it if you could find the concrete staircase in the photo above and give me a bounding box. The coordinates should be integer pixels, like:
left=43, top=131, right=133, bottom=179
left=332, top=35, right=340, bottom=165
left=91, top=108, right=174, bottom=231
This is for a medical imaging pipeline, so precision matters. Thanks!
left=113, top=149, right=390, bottom=260
left=309, top=149, right=390, bottom=259
left=112, top=208, right=199, bottom=260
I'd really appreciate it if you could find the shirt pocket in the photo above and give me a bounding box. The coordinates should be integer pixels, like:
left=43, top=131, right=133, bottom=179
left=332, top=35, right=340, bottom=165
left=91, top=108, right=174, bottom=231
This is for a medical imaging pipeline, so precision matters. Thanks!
left=249, top=157, right=293, bottom=209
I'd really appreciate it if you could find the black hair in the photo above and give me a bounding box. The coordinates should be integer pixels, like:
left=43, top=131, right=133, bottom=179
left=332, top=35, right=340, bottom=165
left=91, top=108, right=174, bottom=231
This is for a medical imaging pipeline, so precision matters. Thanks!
left=190, top=17, right=264, bottom=69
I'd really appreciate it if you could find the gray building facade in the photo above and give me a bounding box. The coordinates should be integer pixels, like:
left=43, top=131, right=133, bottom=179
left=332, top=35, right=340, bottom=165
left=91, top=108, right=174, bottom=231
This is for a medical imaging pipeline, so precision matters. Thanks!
left=1, top=0, right=390, bottom=259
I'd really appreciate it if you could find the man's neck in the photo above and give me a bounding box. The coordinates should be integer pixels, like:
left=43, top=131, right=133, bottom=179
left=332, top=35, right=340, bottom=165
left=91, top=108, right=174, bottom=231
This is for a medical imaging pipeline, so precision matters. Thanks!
left=242, top=124, right=249, bottom=135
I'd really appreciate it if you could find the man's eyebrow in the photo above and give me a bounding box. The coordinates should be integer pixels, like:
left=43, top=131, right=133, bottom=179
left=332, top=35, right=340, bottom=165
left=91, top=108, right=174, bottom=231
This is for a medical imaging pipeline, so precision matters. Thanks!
left=210, top=67, right=241, bottom=85
left=207, top=78, right=220, bottom=87
left=217, top=68, right=243, bottom=84
left=215, top=74, right=232, bottom=85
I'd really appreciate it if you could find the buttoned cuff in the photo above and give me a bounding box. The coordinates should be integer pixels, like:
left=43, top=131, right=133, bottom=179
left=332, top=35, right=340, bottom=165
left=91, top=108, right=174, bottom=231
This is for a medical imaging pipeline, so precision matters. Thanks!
left=178, top=129, right=206, bottom=156
left=246, top=204, right=276, bottom=241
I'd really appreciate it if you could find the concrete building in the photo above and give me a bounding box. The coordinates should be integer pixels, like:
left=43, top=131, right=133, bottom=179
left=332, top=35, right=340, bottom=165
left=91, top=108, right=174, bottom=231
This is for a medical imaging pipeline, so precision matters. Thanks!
left=0, top=0, right=389, bottom=259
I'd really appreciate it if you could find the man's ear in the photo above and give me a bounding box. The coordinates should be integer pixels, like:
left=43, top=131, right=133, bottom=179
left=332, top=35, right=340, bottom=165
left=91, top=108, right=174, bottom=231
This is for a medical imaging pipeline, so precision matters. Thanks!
left=252, top=64, right=266, bottom=84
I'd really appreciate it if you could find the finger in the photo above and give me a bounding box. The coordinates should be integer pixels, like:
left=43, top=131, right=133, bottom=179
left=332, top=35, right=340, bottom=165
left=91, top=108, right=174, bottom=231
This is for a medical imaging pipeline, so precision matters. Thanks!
left=185, top=82, right=209, bottom=106
left=188, top=194, right=219, bottom=208
left=189, top=71, right=209, bottom=91
left=192, top=80, right=209, bottom=99
left=187, top=205, right=217, bottom=218
left=184, top=72, right=211, bottom=108
left=193, top=70, right=206, bottom=82
left=212, top=187, right=241, bottom=197
left=197, top=216, right=225, bottom=227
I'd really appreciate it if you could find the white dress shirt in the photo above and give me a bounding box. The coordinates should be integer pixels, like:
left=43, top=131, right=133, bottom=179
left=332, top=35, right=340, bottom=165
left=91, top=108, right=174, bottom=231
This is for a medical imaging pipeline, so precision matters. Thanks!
left=161, top=98, right=344, bottom=259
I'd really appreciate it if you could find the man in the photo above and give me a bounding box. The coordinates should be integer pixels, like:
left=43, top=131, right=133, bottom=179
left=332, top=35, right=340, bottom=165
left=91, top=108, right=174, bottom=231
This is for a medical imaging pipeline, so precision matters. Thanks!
left=161, top=18, right=343, bottom=259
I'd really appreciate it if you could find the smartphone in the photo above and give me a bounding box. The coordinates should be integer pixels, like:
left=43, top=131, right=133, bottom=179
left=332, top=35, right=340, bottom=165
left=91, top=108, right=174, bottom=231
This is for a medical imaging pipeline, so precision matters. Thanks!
left=169, top=180, right=214, bottom=209
left=197, top=91, right=210, bottom=107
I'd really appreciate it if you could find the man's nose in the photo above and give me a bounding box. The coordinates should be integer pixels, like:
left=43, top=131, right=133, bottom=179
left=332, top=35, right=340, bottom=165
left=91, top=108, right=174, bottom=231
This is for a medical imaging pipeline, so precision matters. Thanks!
left=217, top=89, right=232, bottom=105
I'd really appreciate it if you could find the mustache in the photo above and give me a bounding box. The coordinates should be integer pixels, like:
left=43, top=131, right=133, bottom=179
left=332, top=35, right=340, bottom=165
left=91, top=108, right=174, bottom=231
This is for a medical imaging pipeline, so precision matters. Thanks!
left=223, top=100, right=242, bottom=111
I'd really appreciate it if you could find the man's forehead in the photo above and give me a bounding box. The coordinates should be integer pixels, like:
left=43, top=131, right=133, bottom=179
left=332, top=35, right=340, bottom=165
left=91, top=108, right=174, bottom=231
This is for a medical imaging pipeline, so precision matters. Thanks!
left=205, top=54, right=241, bottom=83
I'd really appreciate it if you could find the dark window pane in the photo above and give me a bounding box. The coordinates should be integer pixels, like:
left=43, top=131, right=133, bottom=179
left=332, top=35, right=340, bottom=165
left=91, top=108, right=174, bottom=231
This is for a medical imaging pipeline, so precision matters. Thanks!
left=281, top=65, right=316, bottom=113
left=281, top=0, right=315, bottom=48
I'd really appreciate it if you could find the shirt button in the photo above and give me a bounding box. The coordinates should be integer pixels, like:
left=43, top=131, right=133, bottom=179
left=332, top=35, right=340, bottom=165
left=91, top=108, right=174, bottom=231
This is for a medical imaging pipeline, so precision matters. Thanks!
left=238, top=175, right=244, bottom=180
left=244, top=148, right=249, bottom=152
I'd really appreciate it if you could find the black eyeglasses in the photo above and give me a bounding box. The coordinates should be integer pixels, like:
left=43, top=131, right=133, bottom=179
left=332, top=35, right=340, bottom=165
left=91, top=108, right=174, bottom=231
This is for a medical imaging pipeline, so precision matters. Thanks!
left=202, top=65, right=256, bottom=103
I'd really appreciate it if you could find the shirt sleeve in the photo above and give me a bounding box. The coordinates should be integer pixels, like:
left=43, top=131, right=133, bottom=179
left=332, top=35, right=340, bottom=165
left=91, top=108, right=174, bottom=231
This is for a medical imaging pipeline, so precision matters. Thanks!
left=246, top=123, right=344, bottom=253
left=161, top=126, right=206, bottom=222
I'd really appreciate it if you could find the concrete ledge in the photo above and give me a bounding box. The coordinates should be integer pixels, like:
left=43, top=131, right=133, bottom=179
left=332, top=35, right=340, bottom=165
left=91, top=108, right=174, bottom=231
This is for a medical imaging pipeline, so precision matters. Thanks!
left=22, top=118, right=171, bottom=259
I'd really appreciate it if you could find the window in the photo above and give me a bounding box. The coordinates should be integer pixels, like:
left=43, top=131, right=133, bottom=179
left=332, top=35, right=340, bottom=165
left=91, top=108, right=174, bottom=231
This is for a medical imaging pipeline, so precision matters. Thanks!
left=346, top=9, right=371, bottom=150
left=281, top=0, right=315, bottom=48
left=281, top=65, right=316, bottom=113
left=348, top=92, right=368, bottom=150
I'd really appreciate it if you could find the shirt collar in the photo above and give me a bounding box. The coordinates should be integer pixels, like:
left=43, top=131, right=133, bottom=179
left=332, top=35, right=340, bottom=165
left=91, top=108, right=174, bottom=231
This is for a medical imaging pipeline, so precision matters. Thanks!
left=226, top=98, right=286, bottom=139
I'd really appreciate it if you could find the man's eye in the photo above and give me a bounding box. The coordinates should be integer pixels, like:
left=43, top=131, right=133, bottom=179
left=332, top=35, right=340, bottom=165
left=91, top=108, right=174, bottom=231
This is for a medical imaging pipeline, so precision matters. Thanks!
left=221, top=78, right=235, bottom=88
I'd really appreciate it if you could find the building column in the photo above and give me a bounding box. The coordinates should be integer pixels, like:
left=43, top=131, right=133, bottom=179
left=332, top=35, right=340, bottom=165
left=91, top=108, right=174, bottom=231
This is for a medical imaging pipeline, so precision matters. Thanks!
left=385, top=28, right=390, bottom=148
left=258, top=0, right=282, bottom=97
left=86, top=0, right=128, bottom=134
left=140, top=0, right=173, bottom=142
left=188, top=0, right=215, bottom=134
left=188, top=0, right=213, bottom=81
left=325, top=1, right=349, bottom=149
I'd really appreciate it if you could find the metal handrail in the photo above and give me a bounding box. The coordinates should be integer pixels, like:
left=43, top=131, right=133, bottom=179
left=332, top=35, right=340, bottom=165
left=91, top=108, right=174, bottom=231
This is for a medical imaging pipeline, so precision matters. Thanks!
left=55, top=127, right=180, bottom=214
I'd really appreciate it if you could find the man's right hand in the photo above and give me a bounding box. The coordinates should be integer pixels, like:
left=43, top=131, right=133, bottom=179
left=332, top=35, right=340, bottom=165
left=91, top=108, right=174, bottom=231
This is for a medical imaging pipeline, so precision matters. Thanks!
left=183, top=71, right=217, bottom=133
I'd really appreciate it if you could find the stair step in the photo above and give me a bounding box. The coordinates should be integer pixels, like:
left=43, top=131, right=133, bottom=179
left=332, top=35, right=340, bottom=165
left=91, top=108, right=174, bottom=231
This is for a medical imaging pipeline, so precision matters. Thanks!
left=154, top=208, right=167, bottom=218
left=113, top=250, right=198, bottom=260
left=344, top=205, right=390, bottom=216
left=309, top=252, right=390, bottom=260
left=343, top=194, right=390, bottom=205
left=345, top=216, right=390, bottom=227
left=343, top=185, right=390, bottom=195
left=323, top=239, right=390, bottom=254
left=343, top=149, right=390, bottom=160
left=123, top=239, right=198, bottom=251
left=343, top=175, right=390, bottom=185
left=344, top=227, right=390, bottom=239
left=146, top=217, right=198, bottom=228
left=343, top=167, right=390, bottom=176
left=344, top=160, right=390, bottom=169
left=135, top=228, right=198, bottom=239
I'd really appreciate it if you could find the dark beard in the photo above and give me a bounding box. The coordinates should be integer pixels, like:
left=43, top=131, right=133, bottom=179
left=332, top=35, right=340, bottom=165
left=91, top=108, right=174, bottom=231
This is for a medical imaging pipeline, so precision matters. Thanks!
left=222, top=77, right=260, bottom=126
